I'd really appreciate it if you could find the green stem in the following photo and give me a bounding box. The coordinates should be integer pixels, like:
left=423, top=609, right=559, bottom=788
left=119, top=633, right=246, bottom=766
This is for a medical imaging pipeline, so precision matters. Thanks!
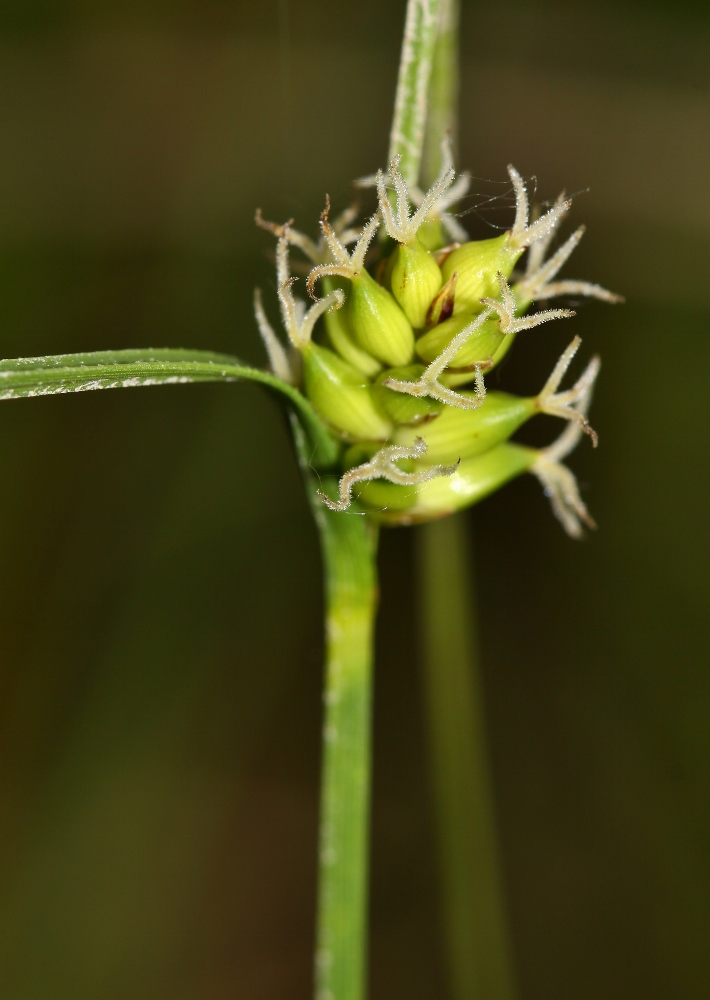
left=291, top=418, right=379, bottom=1000
left=389, top=0, right=443, bottom=186
left=302, top=6, right=444, bottom=996
left=315, top=506, right=378, bottom=1000
left=421, top=0, right=460, bottom=188
left=418, top=515, right=517, bottom=1000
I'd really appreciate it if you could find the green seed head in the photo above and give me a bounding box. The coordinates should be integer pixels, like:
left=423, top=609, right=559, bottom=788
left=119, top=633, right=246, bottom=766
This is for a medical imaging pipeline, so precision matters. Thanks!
left=389, top=240, right=443, bottom=329
left=415, top=311, right=505, bottom=369
left=254, top=156, right=616, bottom=534
left=302, top=342, right=393, bottom=441
left=416, top=218, right=447, bottom=251
left=304, top=207, right=415, bottom=368
left=440, top=234, right=521, bottom=315
left=355, top=443, right=535, bottom=524
left=373, top=365, right=443, bottom=425
left=426, top=270, right=457, bottom=327
left=346, top=270, right=415, bottom=367
left=489, top=329, right=517, bottom=370
left=320, top=277, right=383, bottom=378
left=393, top=392, right=536, bottom=464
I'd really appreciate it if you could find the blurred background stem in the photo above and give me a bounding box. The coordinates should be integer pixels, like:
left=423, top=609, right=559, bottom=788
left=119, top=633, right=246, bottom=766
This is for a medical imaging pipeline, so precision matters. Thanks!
left=418, top=517, right=517, bottom=1000
left=418, top=2, right=518, bottom=998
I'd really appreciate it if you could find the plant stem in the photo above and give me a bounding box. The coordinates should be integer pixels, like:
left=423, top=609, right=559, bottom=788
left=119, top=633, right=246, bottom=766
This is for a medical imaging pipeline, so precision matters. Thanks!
left=302, top=6, right=443, bottom=995
left=315, top=505, right=378, bottom=1000
left=418, top=515, right=517, bottom=1000
left=389, top=0, right=442, bottom=185
left=291, top=418, right=379, bottom=1000
left=421, top=0, right=460, bottom=187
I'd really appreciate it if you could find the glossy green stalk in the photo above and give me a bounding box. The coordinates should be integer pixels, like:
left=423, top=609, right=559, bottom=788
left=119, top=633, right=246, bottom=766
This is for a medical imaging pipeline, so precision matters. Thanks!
left=418, top=516, right=517, bottom=1000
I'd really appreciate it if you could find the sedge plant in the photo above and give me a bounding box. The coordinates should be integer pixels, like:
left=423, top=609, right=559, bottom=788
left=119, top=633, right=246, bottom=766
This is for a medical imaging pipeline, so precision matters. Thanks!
left=0, top=1, right=621, bottom=998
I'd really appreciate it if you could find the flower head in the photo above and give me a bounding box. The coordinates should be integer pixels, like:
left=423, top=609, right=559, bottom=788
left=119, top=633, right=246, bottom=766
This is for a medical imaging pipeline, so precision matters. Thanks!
left=254, top=143, right=619, bottom=536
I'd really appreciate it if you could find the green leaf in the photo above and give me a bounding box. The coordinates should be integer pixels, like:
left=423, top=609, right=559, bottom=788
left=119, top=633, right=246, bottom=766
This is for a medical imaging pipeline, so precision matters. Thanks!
left=0, top=347, right=340, bottom=468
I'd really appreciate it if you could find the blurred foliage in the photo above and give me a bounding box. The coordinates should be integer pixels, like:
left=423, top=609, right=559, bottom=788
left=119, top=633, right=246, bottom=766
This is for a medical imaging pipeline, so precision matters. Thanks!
left=0, top=1, right=708, bottom=998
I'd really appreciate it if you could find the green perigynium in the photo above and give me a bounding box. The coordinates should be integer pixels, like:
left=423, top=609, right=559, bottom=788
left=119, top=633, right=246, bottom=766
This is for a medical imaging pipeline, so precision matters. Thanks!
left=255, top=139, right=620, bottom=537
left=305, top=208, right=415, bottom=367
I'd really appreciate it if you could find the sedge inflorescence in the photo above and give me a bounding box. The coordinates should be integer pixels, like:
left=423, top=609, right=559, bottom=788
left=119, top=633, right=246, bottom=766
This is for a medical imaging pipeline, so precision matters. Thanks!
left=255, top=141, right=621, bottom=536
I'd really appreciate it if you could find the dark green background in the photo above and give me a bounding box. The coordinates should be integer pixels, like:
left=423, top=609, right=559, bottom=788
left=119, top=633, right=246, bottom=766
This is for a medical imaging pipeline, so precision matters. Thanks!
left=0, top=1, right=708, bottom=997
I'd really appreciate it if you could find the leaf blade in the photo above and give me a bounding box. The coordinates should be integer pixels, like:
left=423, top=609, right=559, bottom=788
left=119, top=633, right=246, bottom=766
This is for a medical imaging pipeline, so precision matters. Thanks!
left=0, top=348, right=339, bottom=468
